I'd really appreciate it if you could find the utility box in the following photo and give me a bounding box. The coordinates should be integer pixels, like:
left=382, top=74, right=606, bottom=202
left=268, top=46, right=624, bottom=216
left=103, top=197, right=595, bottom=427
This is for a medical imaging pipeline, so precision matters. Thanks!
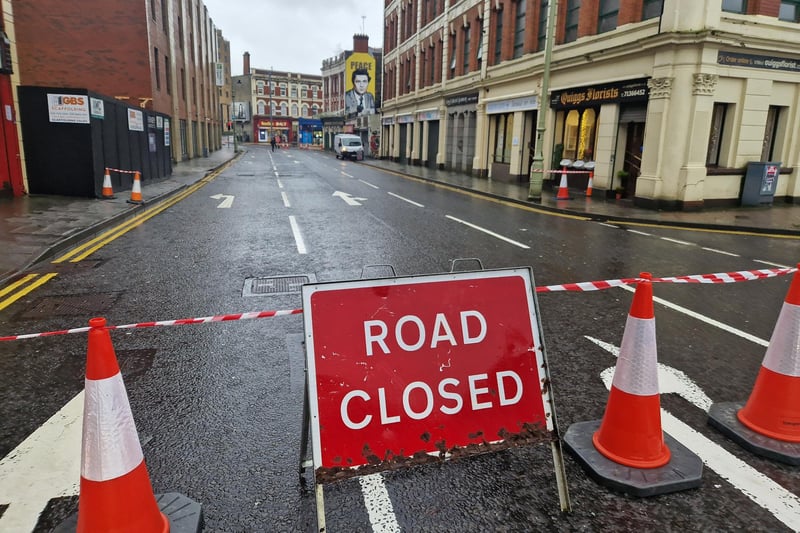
left=741, top=162, right=781, bottom=206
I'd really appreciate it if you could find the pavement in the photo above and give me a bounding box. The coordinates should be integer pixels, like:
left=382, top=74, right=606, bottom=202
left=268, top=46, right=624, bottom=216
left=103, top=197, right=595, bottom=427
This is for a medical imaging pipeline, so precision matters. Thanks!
left=1, top=142, right=798, bottom=286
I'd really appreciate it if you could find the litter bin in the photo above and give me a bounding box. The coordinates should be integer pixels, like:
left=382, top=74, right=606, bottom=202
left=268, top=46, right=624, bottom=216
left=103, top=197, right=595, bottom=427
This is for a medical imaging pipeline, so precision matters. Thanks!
left=741, top=161, right=781, bottom=206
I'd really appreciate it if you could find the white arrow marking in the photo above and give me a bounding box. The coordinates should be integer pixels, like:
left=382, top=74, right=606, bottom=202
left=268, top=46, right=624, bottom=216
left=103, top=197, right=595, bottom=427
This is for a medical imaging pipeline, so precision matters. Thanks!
left=332, top=191, right=367, bottom=206
left=586, top=335, right=800, bottom=530
left=0, top=392, right=82, bottom=532
left=210, top=193, right=234, bottom=208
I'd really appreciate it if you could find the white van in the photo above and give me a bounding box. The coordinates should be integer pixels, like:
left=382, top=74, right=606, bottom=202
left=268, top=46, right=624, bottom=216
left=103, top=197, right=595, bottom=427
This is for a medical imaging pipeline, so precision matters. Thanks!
left=334, top=134, right=364, bottom=161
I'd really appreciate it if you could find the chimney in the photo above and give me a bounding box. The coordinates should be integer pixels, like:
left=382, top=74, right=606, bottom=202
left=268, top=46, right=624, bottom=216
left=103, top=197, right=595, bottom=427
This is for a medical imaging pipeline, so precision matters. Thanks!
left=353, top=34, right=369, bottom=53
left=243, top=52, right=250, bottom=75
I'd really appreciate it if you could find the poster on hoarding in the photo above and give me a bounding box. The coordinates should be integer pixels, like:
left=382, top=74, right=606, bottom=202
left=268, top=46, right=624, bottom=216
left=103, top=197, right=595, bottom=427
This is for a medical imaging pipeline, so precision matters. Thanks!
left=47, top=94, right=90, bottom=124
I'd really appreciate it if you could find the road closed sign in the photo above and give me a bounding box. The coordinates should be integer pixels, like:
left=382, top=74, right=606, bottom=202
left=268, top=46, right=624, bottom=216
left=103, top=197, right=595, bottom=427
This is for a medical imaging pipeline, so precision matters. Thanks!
left=302, top=267, right=554, bottom=480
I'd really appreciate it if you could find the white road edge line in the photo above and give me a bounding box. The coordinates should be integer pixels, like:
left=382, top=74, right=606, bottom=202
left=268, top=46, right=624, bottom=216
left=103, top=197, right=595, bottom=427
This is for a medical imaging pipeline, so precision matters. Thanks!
left=288, top=215, right=308, bottom=254
left=445, top=215, right=530, bottom=249
left=754, top=259, right=791, bottom=268
left=359, top=473, right=401, bottom=533
left=388, top=192, right=424, bottom=207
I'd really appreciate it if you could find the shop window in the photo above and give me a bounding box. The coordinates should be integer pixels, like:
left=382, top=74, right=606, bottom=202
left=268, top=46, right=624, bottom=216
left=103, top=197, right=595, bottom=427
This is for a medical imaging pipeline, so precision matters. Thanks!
left=598, top=0, right=619, bottom=34
left=565, top=0, right=580, bottom=43
left=706, top=103, right=731, bottom=166
left=494, top=8, right=503, bottom=64
left=762, top=106, right=786, bottom=161
left=493, top=113, right=514, bottom=164
left=779, top=1, right=800, bottom=22
left=513, top=0, right=526, bottom=59
left=643, top=0, right=664, bottom=19
left=562, top=108, right=597, bottom=161
left=722, top=0, right=747, bottom=13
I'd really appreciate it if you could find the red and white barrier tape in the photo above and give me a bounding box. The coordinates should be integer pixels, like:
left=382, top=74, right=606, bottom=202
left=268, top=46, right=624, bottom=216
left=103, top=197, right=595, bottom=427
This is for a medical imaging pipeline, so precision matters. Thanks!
left=543, top=169, right=592, bottom=174
left=0, top=268, right=794, bottom=341
left=105, top=168, right=139, bottom=175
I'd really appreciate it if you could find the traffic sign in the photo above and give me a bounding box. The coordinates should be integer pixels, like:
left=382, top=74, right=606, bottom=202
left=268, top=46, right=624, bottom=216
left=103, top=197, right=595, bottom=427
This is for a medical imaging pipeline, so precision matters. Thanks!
left=301, top=268, right=555, bottom=479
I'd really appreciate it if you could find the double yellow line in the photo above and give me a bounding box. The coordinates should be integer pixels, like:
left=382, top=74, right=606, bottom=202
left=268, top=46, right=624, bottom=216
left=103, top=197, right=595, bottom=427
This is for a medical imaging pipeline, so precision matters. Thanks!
left=0, top=163, right=227, bottom=311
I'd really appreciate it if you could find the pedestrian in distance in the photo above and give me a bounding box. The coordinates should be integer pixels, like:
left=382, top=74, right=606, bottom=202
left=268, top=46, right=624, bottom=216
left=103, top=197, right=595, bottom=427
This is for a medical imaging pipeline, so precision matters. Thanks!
left=271, top=136, right=277, bottom=152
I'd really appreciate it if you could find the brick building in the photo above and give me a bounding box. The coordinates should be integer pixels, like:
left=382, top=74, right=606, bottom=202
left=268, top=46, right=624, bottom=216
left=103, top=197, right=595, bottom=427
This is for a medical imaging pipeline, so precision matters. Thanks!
left=9, top=0, right=224, bottom=195
left=381, top=0, right=800, bottom=210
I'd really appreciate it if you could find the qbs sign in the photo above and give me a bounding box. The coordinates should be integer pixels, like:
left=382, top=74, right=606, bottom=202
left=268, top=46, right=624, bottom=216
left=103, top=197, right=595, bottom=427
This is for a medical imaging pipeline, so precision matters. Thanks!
left=302, top=268, right=554, bottom=477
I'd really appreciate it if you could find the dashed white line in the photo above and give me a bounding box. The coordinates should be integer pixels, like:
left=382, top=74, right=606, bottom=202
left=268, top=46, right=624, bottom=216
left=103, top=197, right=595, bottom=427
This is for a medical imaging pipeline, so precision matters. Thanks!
left=276, top=178, right=284, bottom=189
left=627, top=229, right=652, bottom=236
left=755, top=259, right=791, bottom=268
left=445, top=215, right=530, bottom=249
left=598, top=223, right=619, bottom=229
left=341, top=171, right=354, bottom=178
left=702, top=247, right=739, bottom=257
left=281, top=192, right=291, bottom=208
left=388, top=192, right=424, bottom=207
left=360, top=179, right=379, bottom=189
left=288, top=216, right=307, bottom=254
left=660, top=237, right=694, bottom=246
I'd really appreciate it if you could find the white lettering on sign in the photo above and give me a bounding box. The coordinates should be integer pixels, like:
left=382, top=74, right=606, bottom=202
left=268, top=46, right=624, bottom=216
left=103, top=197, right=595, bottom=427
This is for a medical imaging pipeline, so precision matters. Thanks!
left=364, top=310, right=487, bottom=355
left=340, top=370, right=523, bottom=430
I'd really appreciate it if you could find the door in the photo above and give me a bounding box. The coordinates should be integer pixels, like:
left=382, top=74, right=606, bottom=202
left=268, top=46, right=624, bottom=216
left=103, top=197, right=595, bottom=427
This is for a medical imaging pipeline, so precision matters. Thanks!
left=623, top=122, right=645, bottom=198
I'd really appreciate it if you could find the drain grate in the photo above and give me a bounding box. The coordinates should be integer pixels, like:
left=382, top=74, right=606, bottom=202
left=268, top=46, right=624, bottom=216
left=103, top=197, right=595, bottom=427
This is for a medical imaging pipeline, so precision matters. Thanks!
left=19, top=293, right=121, bottom=319
left=242, top=275, right=316, bottom=296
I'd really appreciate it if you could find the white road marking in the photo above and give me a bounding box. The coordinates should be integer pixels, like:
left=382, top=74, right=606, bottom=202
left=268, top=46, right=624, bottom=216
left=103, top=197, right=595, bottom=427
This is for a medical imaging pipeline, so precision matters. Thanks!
left=618, top=284, right=769, bottom=347
left=359, top=473, right=401, bottom=532
left=587, top=336, right=800, bottom=531
left=210, top=193, right=234, bottom=208
left=660, top=236, right=694, bottom=246
left=360, top=179, right=379, bottom=189
left=281, top=192, right=291, bottom=208
left=702, top=247, right=739, bottom=256
left=755, top=259, right=791, bottom=268
left=277, top=178, right=284, bottom=189
left=0, top=392, right=82, bottom=532
left=333, top=191, right=367, bottom=206
left=445, top=215, right=530, bottom=249
left=627, top=229, right=652, bottom=236
left=388, top=192, right=424, bottom=207
left=289, top=216, right=308, bottom=254
left=341, top=172, right=354, bottom=178
left=598, top=223, right=619, bottom=229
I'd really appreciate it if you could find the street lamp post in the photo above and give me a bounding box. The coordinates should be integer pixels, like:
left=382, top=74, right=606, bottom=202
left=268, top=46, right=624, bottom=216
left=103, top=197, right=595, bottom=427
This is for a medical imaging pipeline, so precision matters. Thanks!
left=268, top=67, right=273, bottom=143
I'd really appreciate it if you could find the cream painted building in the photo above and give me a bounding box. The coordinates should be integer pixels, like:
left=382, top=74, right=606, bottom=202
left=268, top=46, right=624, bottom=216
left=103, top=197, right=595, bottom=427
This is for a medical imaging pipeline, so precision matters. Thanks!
left=381, top=0, right=800, bottom=209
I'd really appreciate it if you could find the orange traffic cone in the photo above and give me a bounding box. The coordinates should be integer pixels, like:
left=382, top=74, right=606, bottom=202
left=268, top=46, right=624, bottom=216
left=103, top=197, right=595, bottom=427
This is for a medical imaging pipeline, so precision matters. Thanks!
left=585, top=171, right=594, bottom=197
left=592, top=273, right=670, bottom=468
left=709, top=264, right=800, bottom=464
left=556, top=170, right=571, bottom=200
left=101, top=169, right=115, bottom=199
left=563, top=273, right=702, bottom=496
left=77, top=317, right=168, bottom=533
left=127, top=171, right=143, bottom=204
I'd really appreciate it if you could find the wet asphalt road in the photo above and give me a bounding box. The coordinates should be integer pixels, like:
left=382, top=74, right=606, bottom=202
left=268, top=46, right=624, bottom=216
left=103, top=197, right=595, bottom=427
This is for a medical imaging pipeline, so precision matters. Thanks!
left=2, top=144, right=800, bottom=531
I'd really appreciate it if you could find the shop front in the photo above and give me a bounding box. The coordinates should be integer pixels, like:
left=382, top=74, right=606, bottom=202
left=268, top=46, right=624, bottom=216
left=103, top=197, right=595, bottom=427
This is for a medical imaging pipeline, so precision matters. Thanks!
left=380, top=115, right=395, bottom=159
left=445, top=92, right=478, bottom=173
left=485, top=95, right=538, bottom=183
left=298, top=118, right=323, bottom=147
left=549, top=78, right=649, bottom=197
left=255, top=117, right=294, bottom=144
left=416, top=109, right=441, bottom=169
left=396, top=114, right=413, bottom=164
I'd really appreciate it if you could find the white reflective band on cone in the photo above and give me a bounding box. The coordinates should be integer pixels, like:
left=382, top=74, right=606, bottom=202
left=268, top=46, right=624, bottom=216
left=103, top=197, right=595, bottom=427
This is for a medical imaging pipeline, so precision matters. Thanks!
left=82, top=373, right=144, bottom=481
left=763, top=301, right=800, bottom=378
left=611, top=315, right=659, bottom=396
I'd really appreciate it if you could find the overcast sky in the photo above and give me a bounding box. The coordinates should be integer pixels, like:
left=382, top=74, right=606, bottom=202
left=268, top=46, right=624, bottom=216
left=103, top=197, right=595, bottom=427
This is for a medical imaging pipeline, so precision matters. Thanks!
left=202, top=1, right=385, bottom=76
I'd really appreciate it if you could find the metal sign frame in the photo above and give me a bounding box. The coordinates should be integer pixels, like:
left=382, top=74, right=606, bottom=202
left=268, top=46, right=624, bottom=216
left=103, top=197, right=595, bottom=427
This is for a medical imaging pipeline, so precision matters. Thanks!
left=299, top=266, right=570, bottom=530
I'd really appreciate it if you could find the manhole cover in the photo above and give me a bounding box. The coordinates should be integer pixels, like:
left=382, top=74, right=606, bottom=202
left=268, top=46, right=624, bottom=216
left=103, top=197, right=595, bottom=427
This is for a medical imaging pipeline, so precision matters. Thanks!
left=19, top=292, right=121, bottom=319
left=242, top=275, right=316, bottom=296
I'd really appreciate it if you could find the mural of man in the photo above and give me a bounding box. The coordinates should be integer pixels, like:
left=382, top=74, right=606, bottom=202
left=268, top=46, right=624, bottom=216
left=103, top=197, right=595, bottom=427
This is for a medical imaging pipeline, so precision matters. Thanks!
left=345, top=68, right=376, bottom=116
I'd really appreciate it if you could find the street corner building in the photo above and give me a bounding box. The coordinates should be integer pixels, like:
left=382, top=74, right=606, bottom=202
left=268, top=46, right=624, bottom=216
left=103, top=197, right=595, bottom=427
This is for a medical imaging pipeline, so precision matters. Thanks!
left=379, top=0, right=800, bottom=211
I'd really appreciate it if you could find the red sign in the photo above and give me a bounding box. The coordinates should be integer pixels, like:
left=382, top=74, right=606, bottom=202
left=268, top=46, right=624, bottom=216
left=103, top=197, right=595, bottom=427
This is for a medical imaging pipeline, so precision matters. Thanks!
left=302, top=268, right=551, bottom=475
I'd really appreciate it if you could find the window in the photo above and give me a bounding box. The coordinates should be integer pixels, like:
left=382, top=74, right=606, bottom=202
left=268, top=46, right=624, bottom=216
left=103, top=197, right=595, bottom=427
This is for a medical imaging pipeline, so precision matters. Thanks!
left=537, top=0, right=548, bottom=52
left=598, top=0, right=619, bottom=34
left=161, top=0, right=168, bottom=32
left=706, top=103, right=729, bottom=166
left=494, top=8, right=503, bottom=64
left=565, top=0, right=580, bottom=43
left=722, top=0, right=747, bottom=13
left=476, top=32, right=483, bottom=68
left=291, top=87, right=297, bottom=97
left=463, top=25, right=471, bottom=72
left=513, top=0, right=526, bottom=59
left=165, top=56, right=171, bottom=94
left=154, top=47, right=160, bottom=90
left=562, top=108, right=598, bottom=161
left=292, top=104, right=298, bottom=116
left=449, top=34, right=456, bottom=78
left=779, top=1, right=800, bottom=21
left=256, top=82, right=264, bottom=96
left=280, top=86, right=286, bottom=96
left=430, top=43, right=437, bottom=83
left=643, top=0, right=664, bottom=19
left=257, top=101, right=265, bottom=114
